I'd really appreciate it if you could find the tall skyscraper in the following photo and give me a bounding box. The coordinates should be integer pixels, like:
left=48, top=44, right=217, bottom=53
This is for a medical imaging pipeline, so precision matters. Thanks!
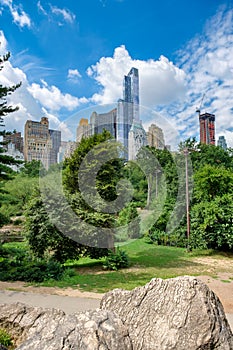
left=76, top=67, right=148, bottom=160
left=123, top=67, right=139, bottom=122
left=117, top=67, right=145, bottom=159
left=24, top=117, right=61, bottom=169
left=217, top=135, right=227, bottom=150
left=199, top=112, right=215, bottom=145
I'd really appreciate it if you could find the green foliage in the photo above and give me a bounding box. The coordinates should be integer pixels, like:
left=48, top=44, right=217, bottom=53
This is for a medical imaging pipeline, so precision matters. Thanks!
left=0, top=328, right=13, bottom=347
left=146, top=227, right=187, bottom=248
left=117, top=203, right=141, bottom=239
left=0, top=242, right=64, bottom=282
left=0, top=211, right=9, bottom=227
left=0, top=257, right=64, bottom=282
left=0, top=50, right=22, bottom=183
left=190, top=194, right=233, bottom=251
left=63, top=130, right=125, bottom=249
left=193, top=164, right=233, bottom=202
left=123, top=161, right=147, bottom=207
left=20, top=160, right=45, bottom=177
left=24, top=189, right=86, bottom=263
left=0, top=174, right=38, bottom=217
left=103, top=248, right=129, bottom=270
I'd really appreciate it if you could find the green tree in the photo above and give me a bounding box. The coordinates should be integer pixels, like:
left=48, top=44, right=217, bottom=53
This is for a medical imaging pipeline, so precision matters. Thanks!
left=24, top=189, right=85, bottom=263
left=179, top=139, right=233, bottom=171
left=190, top=194, right=233, bottom=251
left=0, top=50, right=22, bottom=182
left=117, top=203, right=141, bottom=239
left=63, top=130, right=125, bottom=249
left=0, top=50, right=21, bottom=226
left=123, top=161, right=147, bottom=207
left=24, top=130, right=125, bottom=263
left=193, top=164, right=233, bottom=202
left=0, top=174, right=38, bottom=218
left=20, top=160, right=46, bottom=177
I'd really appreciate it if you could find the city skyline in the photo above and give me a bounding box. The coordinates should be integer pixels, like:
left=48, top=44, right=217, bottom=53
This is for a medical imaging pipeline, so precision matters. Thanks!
left=0, top=1, right=233, bottom=148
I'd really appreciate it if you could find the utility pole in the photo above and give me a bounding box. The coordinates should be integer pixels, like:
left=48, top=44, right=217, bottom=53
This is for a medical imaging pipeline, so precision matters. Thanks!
left=183, top=148, right=190, bottom=251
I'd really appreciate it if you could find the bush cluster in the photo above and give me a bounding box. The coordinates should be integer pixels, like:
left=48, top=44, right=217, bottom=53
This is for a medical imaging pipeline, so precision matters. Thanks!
left=0, top=247, right=64, bottom=282
left=146, top=228, right=187, bottom=248
left=103, top=248, right=129, bottom=270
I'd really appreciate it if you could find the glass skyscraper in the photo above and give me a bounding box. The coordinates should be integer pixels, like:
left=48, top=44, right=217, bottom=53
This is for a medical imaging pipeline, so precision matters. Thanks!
left=117, top=67, right=140, bottom=159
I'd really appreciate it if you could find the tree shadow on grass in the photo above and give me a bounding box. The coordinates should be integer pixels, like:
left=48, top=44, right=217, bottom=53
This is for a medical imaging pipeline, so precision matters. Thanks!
left=127, top=246, right=203, bottom=269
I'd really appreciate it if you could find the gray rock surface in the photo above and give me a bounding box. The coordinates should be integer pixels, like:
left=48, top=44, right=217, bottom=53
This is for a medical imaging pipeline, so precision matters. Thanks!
left=0, top=276, right=232, bottom=349
left=0, top=303, right=132, bottom=350
left=100, top=276, right=233, bottom=350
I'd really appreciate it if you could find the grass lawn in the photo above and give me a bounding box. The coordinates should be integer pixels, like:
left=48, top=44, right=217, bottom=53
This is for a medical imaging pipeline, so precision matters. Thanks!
left=38, top=238, right=233, bottom=293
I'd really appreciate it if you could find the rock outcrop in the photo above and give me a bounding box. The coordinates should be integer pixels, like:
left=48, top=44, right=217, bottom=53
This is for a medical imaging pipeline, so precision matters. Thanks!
left=0, top=303, right=132, bottom=350
left=0, top=276, right=232, bottom=349
left=100, top=276, right=233, bottom=349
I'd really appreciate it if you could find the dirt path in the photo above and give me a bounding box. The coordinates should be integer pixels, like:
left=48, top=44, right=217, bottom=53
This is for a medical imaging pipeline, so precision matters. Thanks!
left=0, top=274, right=232, bottom=312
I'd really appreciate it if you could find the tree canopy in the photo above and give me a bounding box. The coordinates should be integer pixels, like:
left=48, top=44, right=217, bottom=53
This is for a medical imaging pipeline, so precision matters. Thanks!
left=0, top=50, right=22, bottom=182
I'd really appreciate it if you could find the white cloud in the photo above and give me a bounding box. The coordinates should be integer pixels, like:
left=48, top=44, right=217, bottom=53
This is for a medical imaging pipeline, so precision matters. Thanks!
left=172, top=6, right=233, bottom=147
left=0, top=31, right=86, bottom=139
left=87, top=45, right=186, bottom=107
left=0, top=0, right=31, bottom=28
left=37, top=0, right=47, bottom=16
left=27, top=81, right=81, bottom=111
left=0, top=30, right=7, bottom=53
left=50, top=6, right=75, bottom=24
left=67, top=68, right=82, bottom=83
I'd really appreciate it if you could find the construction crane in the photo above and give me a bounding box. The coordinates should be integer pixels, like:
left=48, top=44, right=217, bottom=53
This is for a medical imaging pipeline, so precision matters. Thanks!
left=196, top=93, right=206, bottom=116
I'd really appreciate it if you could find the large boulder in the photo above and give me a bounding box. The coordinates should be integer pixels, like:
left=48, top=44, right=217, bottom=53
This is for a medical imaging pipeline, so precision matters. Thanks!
left=0, top=303, right=132, bottom=350
left=0, top=276, right=232, bottom=349
left=100, top=276, right=233, bottom=349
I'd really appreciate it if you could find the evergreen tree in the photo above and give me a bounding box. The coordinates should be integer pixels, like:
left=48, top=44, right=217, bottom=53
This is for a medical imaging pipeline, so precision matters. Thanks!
left=0, top=49, right=22, bottom=182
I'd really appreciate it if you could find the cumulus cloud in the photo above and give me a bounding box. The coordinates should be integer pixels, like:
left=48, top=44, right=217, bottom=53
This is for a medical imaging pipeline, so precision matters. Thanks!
left=87, top=45, right=186, bottom=107
left=0, top=31, right=86, bottom=139
left=0, top=0, right=31, bottom=28
left=27, top=80, right=81, bottom=111
left=172, top=6, right=233, bottom=147
left=67, top=68, right=82, bottom=83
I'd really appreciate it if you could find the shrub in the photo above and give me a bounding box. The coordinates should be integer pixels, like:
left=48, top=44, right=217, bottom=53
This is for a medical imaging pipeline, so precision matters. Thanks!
left=0, top=328, right=13, bottom=347
left=146, top=228, right=187, bottom=248
left=103, top=248, right=129, bottom=270
left=0, top=258, right=64, bottom=282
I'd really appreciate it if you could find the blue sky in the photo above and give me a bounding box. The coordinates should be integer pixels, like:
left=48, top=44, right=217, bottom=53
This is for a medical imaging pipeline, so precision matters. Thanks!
left=0, top=0, right=233, bottom=147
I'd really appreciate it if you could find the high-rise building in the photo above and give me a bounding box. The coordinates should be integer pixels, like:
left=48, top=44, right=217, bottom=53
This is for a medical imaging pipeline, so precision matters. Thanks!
left=76, top=67, right=148, bottom=160
left=117, top=67, right=143, bottom=159
left=217, top=135, right=227, bottom=150
left=199, top=112, right=215, bottom=145
left=123, top=67, right=139, bottom=122
left=3, top=131, right=23, bottom=153
left=76, top=110, right=117, bottom=144
left=147, top=124, right=165, bottom=149
left=76, top=118, right=92, bottom=143
left=90, top=108, right=117, bottom=139
left=24, top=117, right=61, bottom=169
